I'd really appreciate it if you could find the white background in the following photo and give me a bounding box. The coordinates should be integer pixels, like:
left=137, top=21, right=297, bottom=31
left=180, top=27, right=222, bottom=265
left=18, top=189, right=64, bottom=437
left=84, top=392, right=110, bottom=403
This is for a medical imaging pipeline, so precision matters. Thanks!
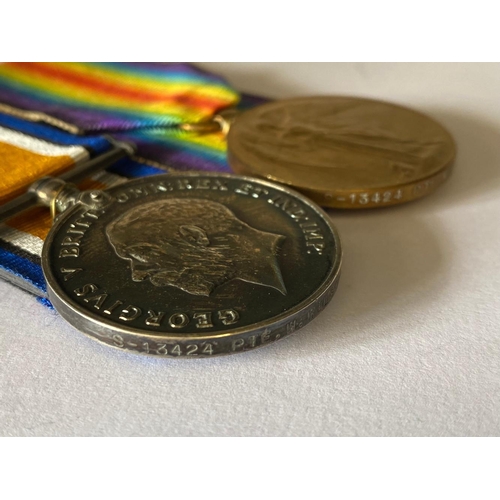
left=1, top=63, right=499, bottom=436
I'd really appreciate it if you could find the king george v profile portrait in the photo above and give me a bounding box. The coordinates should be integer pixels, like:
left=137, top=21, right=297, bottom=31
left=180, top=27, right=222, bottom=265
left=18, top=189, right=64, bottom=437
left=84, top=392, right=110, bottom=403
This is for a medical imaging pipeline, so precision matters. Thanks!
left=106, top=198, right=287, bottom=297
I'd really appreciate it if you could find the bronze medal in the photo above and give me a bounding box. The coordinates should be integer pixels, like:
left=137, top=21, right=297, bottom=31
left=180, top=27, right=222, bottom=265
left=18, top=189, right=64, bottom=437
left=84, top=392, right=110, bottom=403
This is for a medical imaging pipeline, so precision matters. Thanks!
left=227, top=96, right=456, bottom=208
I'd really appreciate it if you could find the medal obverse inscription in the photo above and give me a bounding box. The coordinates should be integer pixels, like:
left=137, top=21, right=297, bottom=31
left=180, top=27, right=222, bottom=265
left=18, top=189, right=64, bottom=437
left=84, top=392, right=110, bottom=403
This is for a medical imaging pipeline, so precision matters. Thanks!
left=42, top=174, right=341, bottom=357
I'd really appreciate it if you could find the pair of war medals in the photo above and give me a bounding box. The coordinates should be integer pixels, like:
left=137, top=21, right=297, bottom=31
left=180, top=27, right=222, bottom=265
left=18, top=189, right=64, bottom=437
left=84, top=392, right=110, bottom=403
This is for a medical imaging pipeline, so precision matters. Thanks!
left=2, top=96, right=456, bottom=357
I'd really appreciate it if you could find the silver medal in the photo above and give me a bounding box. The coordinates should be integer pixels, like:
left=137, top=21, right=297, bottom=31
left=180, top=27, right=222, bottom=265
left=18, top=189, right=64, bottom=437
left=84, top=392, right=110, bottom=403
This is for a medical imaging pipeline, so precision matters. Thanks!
left=1, top=146, right=342, bottom=357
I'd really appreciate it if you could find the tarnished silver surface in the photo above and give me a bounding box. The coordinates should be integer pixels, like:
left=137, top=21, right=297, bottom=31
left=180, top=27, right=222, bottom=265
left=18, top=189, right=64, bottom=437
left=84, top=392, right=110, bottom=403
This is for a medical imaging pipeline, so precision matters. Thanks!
left=42, top=173, right=341, bottom=357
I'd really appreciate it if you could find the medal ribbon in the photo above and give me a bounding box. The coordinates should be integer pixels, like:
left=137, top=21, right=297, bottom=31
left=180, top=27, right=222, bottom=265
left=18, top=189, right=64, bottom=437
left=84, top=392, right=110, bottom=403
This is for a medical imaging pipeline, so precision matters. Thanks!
left=0, top=63, right=266, bottom=299
left=0, top=63, right=243, bottom=171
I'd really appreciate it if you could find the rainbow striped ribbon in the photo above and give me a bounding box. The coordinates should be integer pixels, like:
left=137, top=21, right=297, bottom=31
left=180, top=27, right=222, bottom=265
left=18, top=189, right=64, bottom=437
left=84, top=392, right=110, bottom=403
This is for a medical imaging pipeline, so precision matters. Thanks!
left=0, top=62, right=246, bottom=172
left=0, top=62, right=267, bottom=300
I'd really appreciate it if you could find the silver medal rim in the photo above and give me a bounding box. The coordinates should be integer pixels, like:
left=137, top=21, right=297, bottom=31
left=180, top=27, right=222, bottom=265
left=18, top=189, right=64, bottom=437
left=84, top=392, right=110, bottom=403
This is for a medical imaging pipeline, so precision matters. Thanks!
left=41, top=173, right=342, bottom=344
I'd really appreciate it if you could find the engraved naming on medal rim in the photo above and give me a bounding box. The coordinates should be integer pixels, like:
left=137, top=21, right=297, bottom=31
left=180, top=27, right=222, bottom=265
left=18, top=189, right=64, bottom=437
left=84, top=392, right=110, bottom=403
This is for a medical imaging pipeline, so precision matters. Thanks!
left=42, top=173, right=341, bottom=357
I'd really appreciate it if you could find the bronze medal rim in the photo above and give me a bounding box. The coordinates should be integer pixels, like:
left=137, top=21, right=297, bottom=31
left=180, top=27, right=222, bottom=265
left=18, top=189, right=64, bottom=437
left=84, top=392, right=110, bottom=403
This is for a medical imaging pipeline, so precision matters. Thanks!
left=41, top=173, right=342, bottom=354
left=227, top=96, right=456, bottom=209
